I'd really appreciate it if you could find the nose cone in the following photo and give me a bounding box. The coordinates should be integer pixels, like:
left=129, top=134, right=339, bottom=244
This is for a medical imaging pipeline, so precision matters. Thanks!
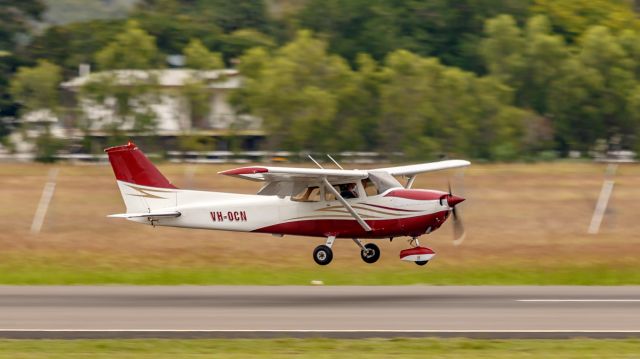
left=447, top=194, right=465, bottom=207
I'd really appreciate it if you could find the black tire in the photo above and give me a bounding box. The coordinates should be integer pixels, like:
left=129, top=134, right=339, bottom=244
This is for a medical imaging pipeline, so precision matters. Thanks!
left=360, top=243, right=381, bottom=264
left=415, top=260, right=429, bottom=266
left=313, top=245, right=333, bottom=265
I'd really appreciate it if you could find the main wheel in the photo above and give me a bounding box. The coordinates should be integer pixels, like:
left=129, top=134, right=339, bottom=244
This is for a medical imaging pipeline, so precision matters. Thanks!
left=360, top=243, right=381, bottom=264
left=415, top=260, right=429, bottom=266
left=313, top=245, right=333, bottom=265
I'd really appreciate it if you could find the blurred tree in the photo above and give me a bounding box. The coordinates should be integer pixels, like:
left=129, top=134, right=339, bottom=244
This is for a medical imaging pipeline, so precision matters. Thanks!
left=9, top=59, right=62, bottom=113
left=234, top=31, right=353, bottom=151
left=532, top=0, right=640, bottom=41
left=297, top=0, right=530, bottom=71
left=138, top=0, right=269, bottom=33
left=218, top=29, right=275, bottom=62
left=95, top=20, right=161, bottom=70
left=0, top=0, right=46, bottom=50
left=379, top=49, right=526, bottom=159
left=548, top=26, right=636, bottom=152
left=520, top=15, right=569, bottom=114
left=183, top=39, right=224, bottom=69
left=27, top=19, right=124, bottom=73
left=481, top=15, right=569, bottom=114
left=132, top=0, right=273, bottom=63
left=9, top=59, right=65, bottom=162
left=0, top=0, right=46, bottom=140
left=479, top=15, right=525, bottom=88
left=0, top=53, right=22, bottom=125
left=330, top=53, right=384, bottom=151
left=33, top=128, right=66, bottom=163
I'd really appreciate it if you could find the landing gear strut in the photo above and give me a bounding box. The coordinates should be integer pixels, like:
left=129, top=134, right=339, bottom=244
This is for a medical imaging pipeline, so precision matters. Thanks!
left=313, top=236, right=335, bottom=265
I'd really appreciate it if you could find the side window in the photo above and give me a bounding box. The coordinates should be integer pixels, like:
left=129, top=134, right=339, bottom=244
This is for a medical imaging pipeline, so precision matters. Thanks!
left=292, top=186, right=321, bottom=202
left=325, top=183, right=359, bottom=200
left=361, top=179, right=379, bottom=196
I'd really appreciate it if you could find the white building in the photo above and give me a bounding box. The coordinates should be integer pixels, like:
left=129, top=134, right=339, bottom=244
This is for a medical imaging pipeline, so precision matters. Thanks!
left=61, top=68, right=262, bottom=136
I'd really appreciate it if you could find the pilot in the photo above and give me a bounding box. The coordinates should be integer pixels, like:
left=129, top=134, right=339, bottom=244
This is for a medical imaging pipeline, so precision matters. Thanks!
left=340, top=183, right=358, bottom=199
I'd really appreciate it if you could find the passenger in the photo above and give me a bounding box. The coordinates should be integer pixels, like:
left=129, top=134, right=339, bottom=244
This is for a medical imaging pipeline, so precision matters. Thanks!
left=340, top=183, right=358, bottom=199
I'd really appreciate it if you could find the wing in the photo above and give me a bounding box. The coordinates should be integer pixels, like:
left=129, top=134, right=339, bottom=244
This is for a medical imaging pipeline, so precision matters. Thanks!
left=218, top=166, right=368, bottom=183
left=375, top=160, right=470, bottom=177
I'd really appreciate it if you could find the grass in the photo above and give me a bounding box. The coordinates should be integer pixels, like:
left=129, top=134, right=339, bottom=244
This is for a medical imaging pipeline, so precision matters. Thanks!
left=0, top=162, right=639, bottom=285
left=1, top=338, right=640, bottom=358
left=1, top=260, right=639, bottom=285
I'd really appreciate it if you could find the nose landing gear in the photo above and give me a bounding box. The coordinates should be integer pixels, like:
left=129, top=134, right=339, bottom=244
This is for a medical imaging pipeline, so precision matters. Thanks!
left=400, top=237, right=435, bottom=266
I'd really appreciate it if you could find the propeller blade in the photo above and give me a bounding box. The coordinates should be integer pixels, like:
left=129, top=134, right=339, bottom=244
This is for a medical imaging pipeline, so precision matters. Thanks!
left=452, top=206, right=466, bottom=246
left=448, top=179, right=466, bottom=246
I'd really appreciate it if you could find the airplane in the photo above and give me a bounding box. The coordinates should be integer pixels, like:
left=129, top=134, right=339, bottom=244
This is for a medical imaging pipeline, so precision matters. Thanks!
left=105, top=142, right=470, bottom=266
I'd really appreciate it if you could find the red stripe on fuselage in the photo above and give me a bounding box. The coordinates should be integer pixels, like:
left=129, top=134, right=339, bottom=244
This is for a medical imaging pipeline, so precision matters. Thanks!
left=252, top=211, right=450, bottom=239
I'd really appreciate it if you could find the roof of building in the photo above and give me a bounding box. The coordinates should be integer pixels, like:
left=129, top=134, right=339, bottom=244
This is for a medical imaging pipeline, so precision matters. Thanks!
left=61, top=68, right=241, bottom=90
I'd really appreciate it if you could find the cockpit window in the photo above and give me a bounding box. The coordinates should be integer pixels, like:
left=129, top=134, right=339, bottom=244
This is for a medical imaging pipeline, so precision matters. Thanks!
left=325, top=183, right=359, bottom=201
left=361, top=179, right=379, bottom=196
left=292, top=186, right=321, bottom=202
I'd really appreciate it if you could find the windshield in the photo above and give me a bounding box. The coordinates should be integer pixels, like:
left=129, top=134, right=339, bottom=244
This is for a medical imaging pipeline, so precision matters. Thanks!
left=367, top=171, right=403, bottom=193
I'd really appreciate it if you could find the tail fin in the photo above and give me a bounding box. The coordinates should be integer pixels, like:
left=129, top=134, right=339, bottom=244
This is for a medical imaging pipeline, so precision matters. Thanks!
left=105, top=142, right=177, bottom=213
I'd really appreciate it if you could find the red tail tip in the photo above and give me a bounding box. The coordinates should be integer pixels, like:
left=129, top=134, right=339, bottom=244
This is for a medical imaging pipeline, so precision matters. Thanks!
left=104, top=141, right=137, bottom=153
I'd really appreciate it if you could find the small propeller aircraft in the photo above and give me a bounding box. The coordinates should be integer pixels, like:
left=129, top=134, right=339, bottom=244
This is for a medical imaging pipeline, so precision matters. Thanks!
left=105, top=142, right=469, bottom=266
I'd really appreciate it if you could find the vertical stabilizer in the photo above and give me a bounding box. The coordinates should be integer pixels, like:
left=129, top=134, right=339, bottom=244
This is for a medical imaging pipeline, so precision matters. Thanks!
left=105, top=142, right=177, bottom=213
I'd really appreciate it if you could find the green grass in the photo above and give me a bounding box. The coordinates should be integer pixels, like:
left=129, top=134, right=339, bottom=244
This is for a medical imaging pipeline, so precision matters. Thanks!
left=1, top=338, right=639, bottom=358
left=1, top=262, right=639, bottom=285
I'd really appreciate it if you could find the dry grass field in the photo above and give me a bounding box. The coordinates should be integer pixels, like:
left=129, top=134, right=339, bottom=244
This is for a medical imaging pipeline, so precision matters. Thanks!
left=0, top=161, right=638, bottom=284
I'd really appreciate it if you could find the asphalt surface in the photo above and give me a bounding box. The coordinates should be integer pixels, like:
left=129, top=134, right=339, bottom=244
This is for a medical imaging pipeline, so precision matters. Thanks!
left=1, top=286, right=639, bottom=338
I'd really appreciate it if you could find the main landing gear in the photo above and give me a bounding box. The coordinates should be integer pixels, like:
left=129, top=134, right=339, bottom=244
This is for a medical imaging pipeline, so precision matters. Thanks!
left=353, top=238, right=380, bottom=264
left=313, top=236, right=335, bottom=265
left=312, top=236, right=381, bottom=265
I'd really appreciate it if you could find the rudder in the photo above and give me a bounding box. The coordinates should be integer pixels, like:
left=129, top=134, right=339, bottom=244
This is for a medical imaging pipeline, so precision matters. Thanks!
left=105, top=142, right=177, bottom=213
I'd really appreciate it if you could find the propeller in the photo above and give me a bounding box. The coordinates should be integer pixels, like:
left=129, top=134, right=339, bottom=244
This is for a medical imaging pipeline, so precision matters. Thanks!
left=447, top=181, right=466, bottom=246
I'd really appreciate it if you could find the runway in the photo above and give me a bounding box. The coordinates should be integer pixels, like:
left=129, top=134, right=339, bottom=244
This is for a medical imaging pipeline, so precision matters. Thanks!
left=1, top=286, right=639, bottom=339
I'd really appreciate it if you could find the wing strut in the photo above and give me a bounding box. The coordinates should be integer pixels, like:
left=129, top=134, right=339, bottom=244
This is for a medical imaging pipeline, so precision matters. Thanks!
left=322, top=178, right=372, bottom=232
left=405, top=175, right=416, bottom=189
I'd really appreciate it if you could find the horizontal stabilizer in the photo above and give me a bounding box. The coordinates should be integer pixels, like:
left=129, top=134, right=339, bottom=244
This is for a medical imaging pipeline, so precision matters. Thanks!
left=107, top=211, right=181, bottom=219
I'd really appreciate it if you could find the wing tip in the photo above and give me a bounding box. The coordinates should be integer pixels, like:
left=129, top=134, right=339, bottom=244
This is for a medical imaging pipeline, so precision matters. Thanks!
left=218, top=167, right=269, bottom=176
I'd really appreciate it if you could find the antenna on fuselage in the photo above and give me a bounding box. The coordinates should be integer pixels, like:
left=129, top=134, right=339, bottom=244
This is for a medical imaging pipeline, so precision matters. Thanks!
left=308, top=155, right=324, bottom=169
left=327, top=154, right=344, bottom=170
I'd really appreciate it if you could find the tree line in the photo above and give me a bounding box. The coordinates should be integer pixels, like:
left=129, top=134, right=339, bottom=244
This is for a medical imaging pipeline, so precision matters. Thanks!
left=2, top=0, right=640, bottom=160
